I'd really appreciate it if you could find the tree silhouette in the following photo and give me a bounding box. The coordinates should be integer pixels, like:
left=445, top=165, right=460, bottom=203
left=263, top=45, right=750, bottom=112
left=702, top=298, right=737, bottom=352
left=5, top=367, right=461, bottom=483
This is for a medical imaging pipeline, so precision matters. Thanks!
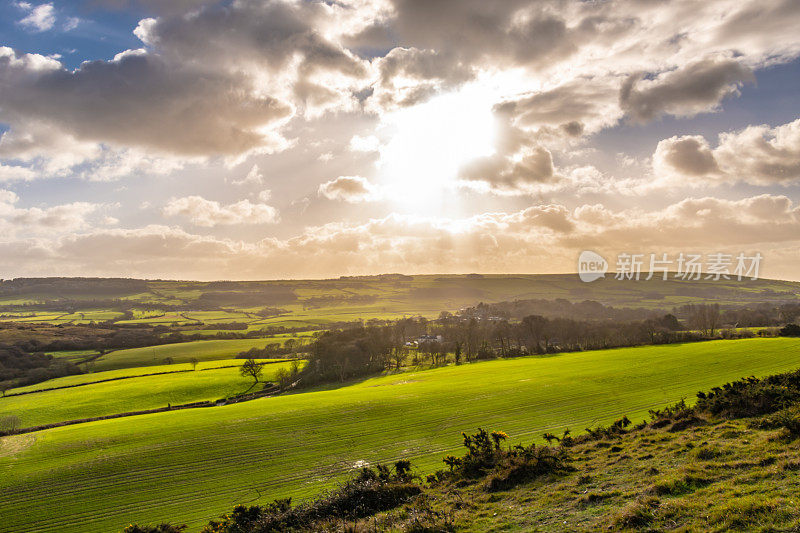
left=240, top=358, right=264, bottom=385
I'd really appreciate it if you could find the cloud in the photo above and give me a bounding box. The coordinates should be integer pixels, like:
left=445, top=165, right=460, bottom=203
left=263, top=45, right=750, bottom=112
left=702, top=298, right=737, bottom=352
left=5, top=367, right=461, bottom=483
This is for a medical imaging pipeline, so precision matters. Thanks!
left=0, top=0, right=368, bottom=173
left=232, top=164, right=264, bottom=186
left=620, top=57, right=755, bottom=121
left=0, top=164, right=38, bottom=182
left=162, top=196, right=279, bottom=227
left=654, top=117, right=800, bottom=185
left=714, top=119, right=800, bottom=184
left=63, top=17, right=81, bottom=31
left=348, top=135, right=380, bottom=153
left=3, top=194, right=800, bottom=279
left=0, top=188, right=100, bottom=235
left=459, top=146, right=556, bottom=195
left=0, top=49, right=292, bottom=157
left=17, top=2, right=56, bottom=32
left=0, top=118, right=190, bottom=182
left=86, top=0, right=215, bottom=15
left=3, top=0, right=800, bottom=187
left=132, top=1, right=367, bottom=115
left=496, top=78, right=621, bottom=136
left=653, top=135, right=720, bottom=178
left=318, top=176, right=381, bottom=203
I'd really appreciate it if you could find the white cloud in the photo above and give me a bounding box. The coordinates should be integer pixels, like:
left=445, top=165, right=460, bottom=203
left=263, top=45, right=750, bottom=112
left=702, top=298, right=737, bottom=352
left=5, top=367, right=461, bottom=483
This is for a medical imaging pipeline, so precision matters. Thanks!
left=318, top=176, right=382, bottom=202
left=0, top=188, right=100, bottom=235
left=232, top=164, right=264, bottom=186
left=63, top=16, right=81, bottom=31
left=348, top=135, right=381, bottom=152
left=162, top=196, right=279, bottom=227
left=17, top=3, right=56, bottom=32
left=654, top=117, right=800, bottom=186
left=3, top=194, right=800, bottom=279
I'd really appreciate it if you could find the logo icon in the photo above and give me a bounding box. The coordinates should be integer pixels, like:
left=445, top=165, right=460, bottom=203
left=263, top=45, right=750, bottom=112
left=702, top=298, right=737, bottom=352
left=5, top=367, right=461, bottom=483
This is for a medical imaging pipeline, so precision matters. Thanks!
left=578, top=251, right=608, bottom=282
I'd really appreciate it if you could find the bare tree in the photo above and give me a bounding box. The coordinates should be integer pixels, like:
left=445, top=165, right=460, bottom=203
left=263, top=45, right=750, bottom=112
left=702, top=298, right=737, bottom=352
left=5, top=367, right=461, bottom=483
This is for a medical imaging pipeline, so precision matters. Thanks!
left=690, top=304, right=721, bottom=337
left=189, top=357, right=199, bottom=371
left=240, top=358, right=264, bottom=385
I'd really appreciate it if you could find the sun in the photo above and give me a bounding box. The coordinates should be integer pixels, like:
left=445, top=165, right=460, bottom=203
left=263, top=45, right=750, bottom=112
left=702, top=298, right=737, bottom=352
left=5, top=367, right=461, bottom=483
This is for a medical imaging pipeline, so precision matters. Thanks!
left=377, top=85, right=497, bottom=210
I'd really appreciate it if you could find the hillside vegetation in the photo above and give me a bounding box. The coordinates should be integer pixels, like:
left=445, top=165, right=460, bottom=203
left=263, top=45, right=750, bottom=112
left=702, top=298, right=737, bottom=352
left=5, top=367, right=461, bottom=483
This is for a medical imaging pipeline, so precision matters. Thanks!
left=148, top=366, right=800, bottom=532
left=1, top=338, right=799, bottom=531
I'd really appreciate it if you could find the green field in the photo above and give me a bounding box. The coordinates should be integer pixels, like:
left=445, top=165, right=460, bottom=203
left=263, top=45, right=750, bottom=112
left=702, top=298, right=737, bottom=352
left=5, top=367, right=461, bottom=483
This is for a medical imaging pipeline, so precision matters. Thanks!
left=1, top=338, right=799, bottom=532
left=0, top=360, right=299, bottom=428
left=91, top=338, right=286, bottom=371
left=7, top=359, right=285, bottom=395
left=4, top=275, right=800, bottom=330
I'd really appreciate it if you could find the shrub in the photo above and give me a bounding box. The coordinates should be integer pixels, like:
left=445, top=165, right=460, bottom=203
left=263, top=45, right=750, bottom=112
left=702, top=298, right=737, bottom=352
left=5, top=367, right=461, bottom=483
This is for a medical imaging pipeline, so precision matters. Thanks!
left=695, top=372, right=800, bottom=418
left=486, top=444, right=570, bottom=492
left=202, top=462, right=421, bottom=532
left=435, top=429, right=571, bottom=492
left=779, top=324, right=800, bottom=337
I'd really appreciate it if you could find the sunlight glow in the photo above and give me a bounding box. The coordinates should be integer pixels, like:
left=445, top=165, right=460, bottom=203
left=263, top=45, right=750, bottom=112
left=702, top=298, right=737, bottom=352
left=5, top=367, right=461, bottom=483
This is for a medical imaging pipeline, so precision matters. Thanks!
left=377, top=86, right=497, bottom=210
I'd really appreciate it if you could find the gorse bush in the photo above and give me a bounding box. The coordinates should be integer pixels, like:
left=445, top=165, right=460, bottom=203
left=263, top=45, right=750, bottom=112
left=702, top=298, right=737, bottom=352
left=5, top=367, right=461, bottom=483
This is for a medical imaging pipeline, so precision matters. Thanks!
left=695, top=370, right=800, bottom=418
left=199, top=461, right=421, bottom=533
left=428, top=428, right=572, bottom=492
left=580, top=416, right=632, bottom=442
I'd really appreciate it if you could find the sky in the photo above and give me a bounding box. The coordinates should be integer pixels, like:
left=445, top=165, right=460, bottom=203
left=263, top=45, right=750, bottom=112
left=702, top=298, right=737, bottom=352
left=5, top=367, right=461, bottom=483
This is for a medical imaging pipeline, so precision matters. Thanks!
left=0, top=0, right=799, bottom=281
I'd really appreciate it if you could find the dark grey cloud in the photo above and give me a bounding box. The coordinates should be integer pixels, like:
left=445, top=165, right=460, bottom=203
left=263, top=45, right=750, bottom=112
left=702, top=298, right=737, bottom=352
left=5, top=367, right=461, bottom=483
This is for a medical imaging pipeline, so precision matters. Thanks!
left=654, top=135, right=720, bottom=177
left=460, top=145, right=556, bottom=193
left=620, top=57, right=755, bottom=121
left=0, top=0, right=370, bottom=158
left=0, top=50, right=291, bottom=156
left=138, top=1, right=364, bottom=77
left=351, top=0, right=584, bottom=77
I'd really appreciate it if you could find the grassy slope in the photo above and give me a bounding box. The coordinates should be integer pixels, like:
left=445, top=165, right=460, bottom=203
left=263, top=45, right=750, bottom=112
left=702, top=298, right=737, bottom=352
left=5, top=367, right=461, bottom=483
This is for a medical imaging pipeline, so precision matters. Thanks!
left=0, top=360, right=299, bottom=428
left=0, top=338, right=799, bottom=531
left=92, top=338, right=282, bottom=371
left=363, top=415, right=800, bottom=532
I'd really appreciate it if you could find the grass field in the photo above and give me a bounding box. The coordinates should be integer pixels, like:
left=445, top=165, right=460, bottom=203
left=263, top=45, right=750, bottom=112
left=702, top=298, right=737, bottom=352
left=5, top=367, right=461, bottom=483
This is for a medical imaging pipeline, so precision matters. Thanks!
left=1, top=338, right=799, bottom=532
left=91, top=338, right=287, bottom=371
left=7, top=359, right=285, bottom=394
left=0, top=360, right=300, bottom=428
left=4, top=275, right=800, bottom=330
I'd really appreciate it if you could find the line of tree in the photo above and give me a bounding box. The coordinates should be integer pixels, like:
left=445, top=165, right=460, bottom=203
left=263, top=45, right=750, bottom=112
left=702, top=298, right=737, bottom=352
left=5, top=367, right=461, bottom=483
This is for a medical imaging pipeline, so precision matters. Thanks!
left=299, top=312, right=696, bottom=385
left=301, top=304, right=799, bottom=386
left=462, top=299, right=800, bottom=329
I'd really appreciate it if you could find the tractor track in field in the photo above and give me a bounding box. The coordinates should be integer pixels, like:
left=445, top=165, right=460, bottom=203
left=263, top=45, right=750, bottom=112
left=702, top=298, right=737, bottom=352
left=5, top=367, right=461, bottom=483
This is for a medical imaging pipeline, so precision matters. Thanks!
left=2, top=339, right=799, bottom=532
